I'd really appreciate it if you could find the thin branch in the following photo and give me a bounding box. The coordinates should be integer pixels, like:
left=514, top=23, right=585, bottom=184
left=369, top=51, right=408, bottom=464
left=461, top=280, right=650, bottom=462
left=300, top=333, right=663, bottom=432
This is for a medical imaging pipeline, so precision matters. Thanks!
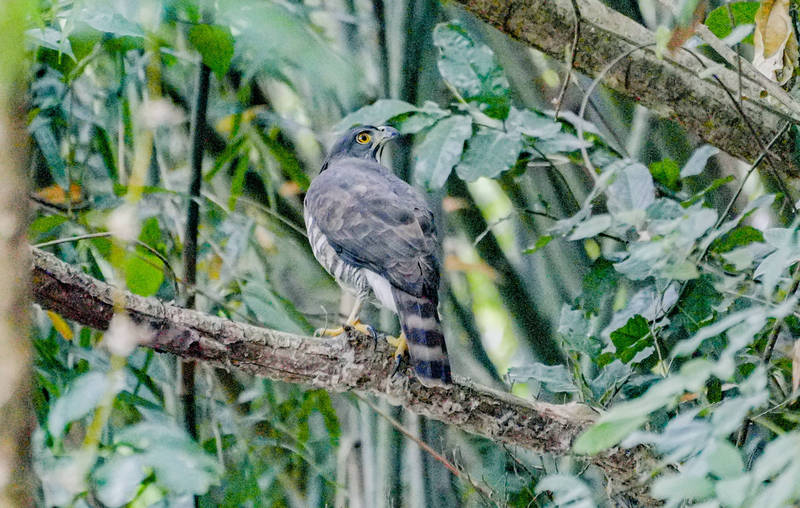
left=354, top=393, right=496, bottom=501
left=553, top=0, right=580, bottom=120
left=30, top=247, right=659, bottom=506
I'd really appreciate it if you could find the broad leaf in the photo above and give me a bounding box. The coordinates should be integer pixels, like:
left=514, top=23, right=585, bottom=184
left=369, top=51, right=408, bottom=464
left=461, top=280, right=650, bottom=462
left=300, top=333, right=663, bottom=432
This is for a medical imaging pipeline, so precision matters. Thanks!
left=681, top=144, right=719, bottom=177
left=336, top=99, right=420, bottom=132
left=413, top=115, right=472, bottom=189
left=705, top=2, right=759, bottom=45
left=610, top=314, right=651, bottom=364
left=650, top=158, right=680, bottom=190
left=454, top=127, right=522, bottom=181
left=188, top=24, right=235, bottom=79
left=48, top=371, right=108, bottom=436
left=433, top=22, right=511, bottom=119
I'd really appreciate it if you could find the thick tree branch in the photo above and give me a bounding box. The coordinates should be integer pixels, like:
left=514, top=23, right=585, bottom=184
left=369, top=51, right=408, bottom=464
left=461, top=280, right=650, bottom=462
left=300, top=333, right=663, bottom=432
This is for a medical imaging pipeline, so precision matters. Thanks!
left=31, top=248, right=657, bottom=505
left=454, top=0, right=800, bottom=176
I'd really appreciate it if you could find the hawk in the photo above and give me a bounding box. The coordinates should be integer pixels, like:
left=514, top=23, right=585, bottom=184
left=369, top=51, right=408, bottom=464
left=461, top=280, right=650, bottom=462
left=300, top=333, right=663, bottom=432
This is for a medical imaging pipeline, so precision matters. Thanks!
left=304, top=125, right=452, bottom=386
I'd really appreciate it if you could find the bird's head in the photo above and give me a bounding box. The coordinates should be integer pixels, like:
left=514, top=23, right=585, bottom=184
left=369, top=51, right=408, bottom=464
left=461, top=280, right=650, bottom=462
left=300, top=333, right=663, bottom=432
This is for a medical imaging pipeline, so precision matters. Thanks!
left=326, top=125, right=400, bottom=165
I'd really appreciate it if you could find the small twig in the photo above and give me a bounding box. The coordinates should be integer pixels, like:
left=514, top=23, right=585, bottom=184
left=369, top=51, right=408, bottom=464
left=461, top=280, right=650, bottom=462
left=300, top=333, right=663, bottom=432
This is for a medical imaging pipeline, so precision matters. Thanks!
left=553, top=0, right=581, bottom=120
left=737, top=262, right=800, bottom=447
left=577, top=43, right=655, bottom=179
left=693, top=24, right=800, bottom=122
left=34, top=231, right=180, bottom=296
left=678, top=46, right=797, bottom=215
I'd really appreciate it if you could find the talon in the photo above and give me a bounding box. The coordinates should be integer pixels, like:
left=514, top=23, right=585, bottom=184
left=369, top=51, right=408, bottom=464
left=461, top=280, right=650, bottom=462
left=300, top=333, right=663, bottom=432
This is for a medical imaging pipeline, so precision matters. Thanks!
left=315, top=326, right=346, bottom=337
left=386, top=332, right=408, bottom=358
left=392, top=354, right=405, bottom=377
left=387, top=332, right=409, bottom=377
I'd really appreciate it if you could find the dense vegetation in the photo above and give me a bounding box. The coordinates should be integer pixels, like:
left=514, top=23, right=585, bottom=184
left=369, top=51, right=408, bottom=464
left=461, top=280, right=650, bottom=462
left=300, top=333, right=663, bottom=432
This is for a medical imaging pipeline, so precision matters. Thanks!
left=13, top=0, right=800, bottom=506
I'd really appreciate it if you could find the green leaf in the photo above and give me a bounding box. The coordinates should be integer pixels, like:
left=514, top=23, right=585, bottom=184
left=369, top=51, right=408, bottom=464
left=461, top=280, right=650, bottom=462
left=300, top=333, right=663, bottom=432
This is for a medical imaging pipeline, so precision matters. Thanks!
left=568, top=214, right=612, bottom=240
left=413, top=115, right=472, bottom=189
left=114, top=421, right=221, bottom=496
left=649, top=158, right=680, bottom=190
left=125, top=252, right=164, bottom=297
left=433, top=22, right=511, bottom=119
left=606, top=160, right=655, bottom=215
left=242, top=281, right=312, bottom=334
left=455, top=127, right=522, bottom=181
left=533, top=132, right=591, bottom=154
left=710, top=225, right=765, bottom=254
left=392, top=101, right=450, bottom=135
left=30, top=117, right=69, bottom=189
left=506, top=107, right=561, bottom=139
left=507, top=363, right=577, bottom=392
left=610, top=314, right=651, bottom=364
left=573, top=415, right=647, bottom=454
left=335, top=99, right=420, bottom=132
left=73, top=6, right=144, bottom=38
left=705, top=2, right=759, bottom=45
left=536, top=475, right=595, bottom=508
left=557, top=306, right=602, bottom=358
left=93, top=455, right=148, bottom=507
left=580, top=259, right=618, bottom=316
left=47, top=371, right=108, bottom=436
left=523, top=235, right=552, bottom=254
left=681, top=144, right=719, bottom=178
left=188, top=24, right=234, bottom=79
left=30, top=215, right=68, bottom=235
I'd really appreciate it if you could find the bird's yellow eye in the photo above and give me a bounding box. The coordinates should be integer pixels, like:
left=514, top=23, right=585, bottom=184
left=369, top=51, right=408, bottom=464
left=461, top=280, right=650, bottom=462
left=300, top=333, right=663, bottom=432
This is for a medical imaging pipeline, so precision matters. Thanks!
left=356, top=131, right=372, bottom=144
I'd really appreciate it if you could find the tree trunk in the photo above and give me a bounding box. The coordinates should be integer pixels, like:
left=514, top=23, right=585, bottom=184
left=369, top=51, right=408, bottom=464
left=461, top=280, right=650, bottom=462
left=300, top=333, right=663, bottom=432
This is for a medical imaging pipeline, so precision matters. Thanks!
left=0, top=0, right=35, bottom=505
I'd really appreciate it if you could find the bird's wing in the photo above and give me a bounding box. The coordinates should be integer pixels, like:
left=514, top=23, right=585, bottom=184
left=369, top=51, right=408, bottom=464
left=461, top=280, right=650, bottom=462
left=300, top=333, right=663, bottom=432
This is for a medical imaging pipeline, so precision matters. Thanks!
left=304, top=158, right=439, bottom=298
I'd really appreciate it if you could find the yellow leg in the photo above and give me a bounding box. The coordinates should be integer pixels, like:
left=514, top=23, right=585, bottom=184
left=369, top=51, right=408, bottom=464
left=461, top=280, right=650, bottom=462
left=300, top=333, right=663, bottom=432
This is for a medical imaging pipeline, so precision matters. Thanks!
left=386, top=332, right=408, bottom=358
left=315, top=296, right=374, bottom=337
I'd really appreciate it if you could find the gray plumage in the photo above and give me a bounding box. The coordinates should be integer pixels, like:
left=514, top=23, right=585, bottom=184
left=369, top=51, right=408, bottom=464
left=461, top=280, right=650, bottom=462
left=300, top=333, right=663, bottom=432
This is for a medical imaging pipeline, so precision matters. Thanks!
left=304, top=125, right=451, bottom=386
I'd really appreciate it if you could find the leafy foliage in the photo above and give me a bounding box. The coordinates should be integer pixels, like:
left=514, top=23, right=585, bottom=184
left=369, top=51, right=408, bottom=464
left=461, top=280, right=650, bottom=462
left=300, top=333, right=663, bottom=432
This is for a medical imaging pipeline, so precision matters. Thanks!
left=22, top=0, right=800, bottom=506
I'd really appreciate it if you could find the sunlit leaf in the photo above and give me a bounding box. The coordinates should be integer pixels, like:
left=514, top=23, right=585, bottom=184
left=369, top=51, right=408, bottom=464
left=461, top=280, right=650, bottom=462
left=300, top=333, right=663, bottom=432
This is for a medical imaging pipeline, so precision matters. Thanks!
left=610, top=314, right=651, bottom=364
left=649, top=158, right=680, bottom=190
left=705, top=2, right=759, bottom=45
left=125, top=252, right=164, bottom=297
left=47, top=311, right=73, bottom=341
left=568, top=214, right=612, bottom=240
left=188, top=24, right=234, bottom=79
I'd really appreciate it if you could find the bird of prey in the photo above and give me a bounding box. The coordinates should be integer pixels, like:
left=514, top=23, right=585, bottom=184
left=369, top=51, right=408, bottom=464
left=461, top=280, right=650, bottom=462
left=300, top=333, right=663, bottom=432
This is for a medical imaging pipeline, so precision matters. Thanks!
left=304, top=125, right=452, bottom=386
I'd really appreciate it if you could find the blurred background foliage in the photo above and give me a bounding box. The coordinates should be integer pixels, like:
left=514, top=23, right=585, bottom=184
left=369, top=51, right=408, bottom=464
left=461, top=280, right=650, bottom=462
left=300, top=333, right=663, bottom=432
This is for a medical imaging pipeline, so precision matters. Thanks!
left=24, top=0, right=800, bottom=506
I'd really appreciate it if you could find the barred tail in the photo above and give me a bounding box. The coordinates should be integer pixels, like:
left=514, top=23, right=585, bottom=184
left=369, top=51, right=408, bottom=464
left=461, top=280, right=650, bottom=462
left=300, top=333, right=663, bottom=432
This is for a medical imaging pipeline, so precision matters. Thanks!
left=392, top=288, right=452, bottom=386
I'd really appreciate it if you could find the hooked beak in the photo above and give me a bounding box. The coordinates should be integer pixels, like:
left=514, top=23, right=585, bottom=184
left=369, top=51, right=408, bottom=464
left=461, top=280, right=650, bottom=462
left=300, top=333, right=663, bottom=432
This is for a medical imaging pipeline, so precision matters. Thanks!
left=374, top=126, right=400, bottom=162
left=376, top=125, right=400, bottom=144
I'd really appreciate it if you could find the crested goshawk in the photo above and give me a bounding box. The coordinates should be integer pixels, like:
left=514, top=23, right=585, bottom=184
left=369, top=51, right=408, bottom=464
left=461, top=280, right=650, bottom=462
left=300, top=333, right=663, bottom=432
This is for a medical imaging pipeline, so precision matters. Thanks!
left=304, top=125, right=451, bottom=386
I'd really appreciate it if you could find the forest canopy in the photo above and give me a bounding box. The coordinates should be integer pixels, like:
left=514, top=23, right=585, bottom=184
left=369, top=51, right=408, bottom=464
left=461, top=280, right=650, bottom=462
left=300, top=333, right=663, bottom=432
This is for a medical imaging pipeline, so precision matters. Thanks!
left=4, top=0, right=800, bottom=506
